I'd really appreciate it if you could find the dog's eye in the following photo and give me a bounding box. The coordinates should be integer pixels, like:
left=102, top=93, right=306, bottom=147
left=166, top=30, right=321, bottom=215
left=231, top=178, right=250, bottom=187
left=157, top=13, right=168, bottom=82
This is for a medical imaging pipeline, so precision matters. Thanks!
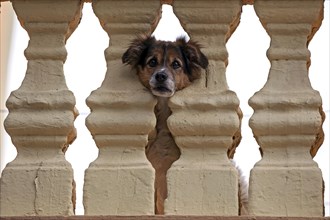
left=172, top=60, right=181, bottom=69
left=148, top=58, right=158, bottom=67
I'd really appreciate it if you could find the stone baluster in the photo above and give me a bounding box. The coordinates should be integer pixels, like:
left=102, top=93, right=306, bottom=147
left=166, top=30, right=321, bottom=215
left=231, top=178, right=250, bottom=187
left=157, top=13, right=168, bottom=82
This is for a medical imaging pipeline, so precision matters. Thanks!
left=248, top=0, right=325, bottom=216
left=83, top=0, right=160, bottom=215
left=0, top=0, right=82, bottom=216
left=165, top=0, right=243, bottom=215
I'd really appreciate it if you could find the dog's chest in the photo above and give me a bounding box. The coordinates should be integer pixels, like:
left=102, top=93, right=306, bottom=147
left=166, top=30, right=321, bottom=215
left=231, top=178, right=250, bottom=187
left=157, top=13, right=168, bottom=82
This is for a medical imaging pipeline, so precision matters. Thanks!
left=146, top=97, right=180, bottom=170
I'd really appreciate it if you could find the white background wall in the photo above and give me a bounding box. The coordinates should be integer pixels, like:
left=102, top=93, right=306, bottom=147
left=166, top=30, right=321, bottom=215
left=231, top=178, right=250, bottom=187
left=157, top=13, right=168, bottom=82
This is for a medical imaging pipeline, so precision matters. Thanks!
left=1, top=1, right=329, bottom=216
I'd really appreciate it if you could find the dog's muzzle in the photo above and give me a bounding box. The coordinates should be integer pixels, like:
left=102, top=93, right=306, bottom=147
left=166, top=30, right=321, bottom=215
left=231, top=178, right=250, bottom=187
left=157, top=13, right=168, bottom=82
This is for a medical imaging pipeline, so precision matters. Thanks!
left=149, top=70, right=175, bottom=97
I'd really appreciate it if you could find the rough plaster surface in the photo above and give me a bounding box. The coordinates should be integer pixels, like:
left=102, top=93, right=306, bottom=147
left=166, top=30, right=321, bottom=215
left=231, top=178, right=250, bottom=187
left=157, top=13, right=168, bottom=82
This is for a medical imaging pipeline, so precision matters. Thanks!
left=248, top=0, right=325, bottom=217
left=0, top=0, right=83, bottom=216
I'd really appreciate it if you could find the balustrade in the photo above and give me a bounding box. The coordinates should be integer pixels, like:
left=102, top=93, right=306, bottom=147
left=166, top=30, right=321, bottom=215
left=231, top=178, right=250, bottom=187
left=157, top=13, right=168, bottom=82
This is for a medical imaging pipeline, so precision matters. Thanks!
left=0, top=0, right=327, bottom=217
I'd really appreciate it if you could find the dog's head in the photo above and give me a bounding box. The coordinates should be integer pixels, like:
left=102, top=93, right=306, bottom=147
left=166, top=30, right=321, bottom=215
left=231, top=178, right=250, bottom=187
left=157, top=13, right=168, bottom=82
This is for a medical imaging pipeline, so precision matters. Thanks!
left=122, top=36, right=208, bottom=97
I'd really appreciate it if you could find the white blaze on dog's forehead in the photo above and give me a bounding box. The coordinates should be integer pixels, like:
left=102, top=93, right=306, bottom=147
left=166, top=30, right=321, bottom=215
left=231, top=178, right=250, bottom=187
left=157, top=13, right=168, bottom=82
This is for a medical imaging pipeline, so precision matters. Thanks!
left=152, top=4, right=190, bottom=42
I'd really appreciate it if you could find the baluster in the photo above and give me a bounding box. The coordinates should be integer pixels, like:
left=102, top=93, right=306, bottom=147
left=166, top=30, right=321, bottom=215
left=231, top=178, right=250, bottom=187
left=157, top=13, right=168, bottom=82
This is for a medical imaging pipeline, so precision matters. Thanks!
left=248, top=0, right=325, bottom=216
left=165, top=0, right=243, bottom=215
left=0, top=0, right=82, bottom=216
left=83, top=0, right=160, bottom=215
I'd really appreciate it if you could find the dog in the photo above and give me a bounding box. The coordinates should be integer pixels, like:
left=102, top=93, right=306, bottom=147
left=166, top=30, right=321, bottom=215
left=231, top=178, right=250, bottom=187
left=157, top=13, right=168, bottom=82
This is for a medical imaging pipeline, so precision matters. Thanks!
left=122, top=35, right=248, bottom=215
left=122, top=35, right=208, bottom=98
left=122, top=35, right=208, bottom=214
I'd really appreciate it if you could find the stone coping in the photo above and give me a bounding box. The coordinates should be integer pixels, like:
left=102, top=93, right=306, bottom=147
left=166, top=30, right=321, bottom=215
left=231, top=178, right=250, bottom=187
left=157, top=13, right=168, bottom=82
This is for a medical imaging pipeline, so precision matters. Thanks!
left=0, top=0, right=254, bottom=4
left=0, top=216, right=329, bottom=220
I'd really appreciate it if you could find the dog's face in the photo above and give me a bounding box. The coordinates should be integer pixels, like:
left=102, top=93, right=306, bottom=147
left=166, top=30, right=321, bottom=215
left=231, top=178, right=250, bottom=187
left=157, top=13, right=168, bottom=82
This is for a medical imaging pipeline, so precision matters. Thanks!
left=122, top=36, right=208, bottom=97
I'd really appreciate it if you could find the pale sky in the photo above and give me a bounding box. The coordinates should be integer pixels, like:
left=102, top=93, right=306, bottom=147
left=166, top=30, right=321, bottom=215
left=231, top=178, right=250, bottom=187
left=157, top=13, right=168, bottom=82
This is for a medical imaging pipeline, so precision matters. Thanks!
left=1, top=2, right=329, bottom=216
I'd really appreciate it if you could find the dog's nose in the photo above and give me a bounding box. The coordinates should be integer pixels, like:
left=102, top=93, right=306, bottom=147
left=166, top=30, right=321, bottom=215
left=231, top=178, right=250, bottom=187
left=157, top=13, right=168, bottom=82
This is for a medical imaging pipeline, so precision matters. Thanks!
left=155, top=72, right=168, bottom=83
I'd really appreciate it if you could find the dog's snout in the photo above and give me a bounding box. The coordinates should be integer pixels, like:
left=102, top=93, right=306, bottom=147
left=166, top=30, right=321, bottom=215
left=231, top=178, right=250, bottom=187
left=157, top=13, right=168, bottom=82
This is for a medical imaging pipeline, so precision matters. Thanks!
left=149, top=70, right=175, bottom=97
left=155, top=72, right=168, bottom=83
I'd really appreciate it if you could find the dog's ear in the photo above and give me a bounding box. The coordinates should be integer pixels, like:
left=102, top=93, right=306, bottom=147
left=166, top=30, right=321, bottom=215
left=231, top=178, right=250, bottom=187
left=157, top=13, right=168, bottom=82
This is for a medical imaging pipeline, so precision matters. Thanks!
left=122, top=35, right=156, bottom=68
left=178, top=37, right=209, bottom=81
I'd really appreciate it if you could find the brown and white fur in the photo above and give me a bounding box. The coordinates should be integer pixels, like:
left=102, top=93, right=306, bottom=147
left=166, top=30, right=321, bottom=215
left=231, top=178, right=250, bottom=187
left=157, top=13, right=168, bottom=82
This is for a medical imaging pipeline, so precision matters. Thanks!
left=122, top=35, right=248, bottom=215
